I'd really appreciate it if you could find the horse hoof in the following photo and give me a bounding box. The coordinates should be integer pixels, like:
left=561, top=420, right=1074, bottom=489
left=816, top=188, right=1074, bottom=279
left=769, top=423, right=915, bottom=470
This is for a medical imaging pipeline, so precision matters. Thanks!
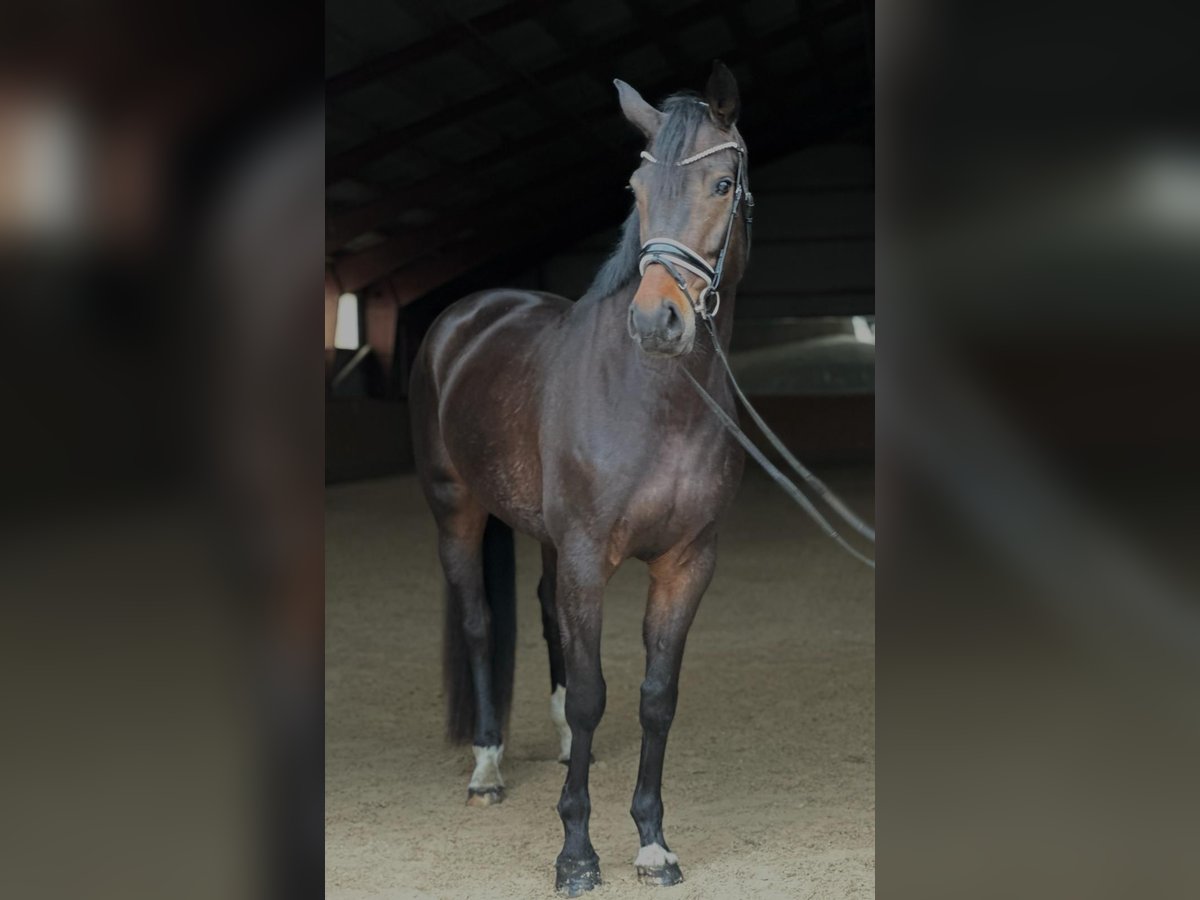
left=556, top=856, right=602, bottom=896
left=466, top=786, right=504, bottom=807
left=636, top=861, right=684, bottom=886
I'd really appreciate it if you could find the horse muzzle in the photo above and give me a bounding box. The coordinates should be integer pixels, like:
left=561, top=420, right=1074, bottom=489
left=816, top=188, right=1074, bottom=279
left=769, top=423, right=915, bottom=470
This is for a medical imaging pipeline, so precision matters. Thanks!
left=628, top=268, right=696, bottom=357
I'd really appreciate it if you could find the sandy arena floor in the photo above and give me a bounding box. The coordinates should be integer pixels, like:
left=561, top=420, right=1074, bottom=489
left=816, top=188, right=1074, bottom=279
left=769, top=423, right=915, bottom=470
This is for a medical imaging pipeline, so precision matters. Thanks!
left=326, top=466, right=875, bottom=899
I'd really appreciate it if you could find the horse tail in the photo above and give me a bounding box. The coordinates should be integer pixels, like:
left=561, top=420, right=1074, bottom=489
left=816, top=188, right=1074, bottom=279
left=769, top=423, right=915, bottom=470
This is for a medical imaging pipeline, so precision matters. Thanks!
left=444, top=515, right=517, bottom=744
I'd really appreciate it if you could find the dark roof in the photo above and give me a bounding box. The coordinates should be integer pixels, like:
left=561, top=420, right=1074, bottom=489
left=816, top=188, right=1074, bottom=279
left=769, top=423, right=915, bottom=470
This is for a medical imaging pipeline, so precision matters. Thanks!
left=326, top=0, right=873, bottom=299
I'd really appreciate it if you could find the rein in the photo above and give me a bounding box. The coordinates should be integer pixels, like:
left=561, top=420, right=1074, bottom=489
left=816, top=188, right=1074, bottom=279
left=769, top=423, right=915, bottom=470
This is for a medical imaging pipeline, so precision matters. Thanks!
left=633, top=139, right=876, bottom=569
left=687, top=315, right=877, bottom=570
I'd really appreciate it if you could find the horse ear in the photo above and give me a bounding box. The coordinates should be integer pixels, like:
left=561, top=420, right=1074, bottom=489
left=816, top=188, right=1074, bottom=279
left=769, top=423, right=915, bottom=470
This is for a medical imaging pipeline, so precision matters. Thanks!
left=614, top=79, right=663, bottom=141
left=705, top=60, right=740, bottom=130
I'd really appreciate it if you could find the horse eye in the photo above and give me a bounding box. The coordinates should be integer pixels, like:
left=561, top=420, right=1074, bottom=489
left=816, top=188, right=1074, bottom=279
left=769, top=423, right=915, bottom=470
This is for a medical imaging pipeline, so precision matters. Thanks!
left=715, top=178, right=733, bottom=196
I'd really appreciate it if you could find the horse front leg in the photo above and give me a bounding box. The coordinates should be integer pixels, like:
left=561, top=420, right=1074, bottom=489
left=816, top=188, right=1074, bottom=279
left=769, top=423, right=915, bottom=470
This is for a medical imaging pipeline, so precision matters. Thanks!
left=631, top=533, right=716, bottom=886
left=553, top=540, right=611, bottom=896
left=537, top=543, right=573, bottom=763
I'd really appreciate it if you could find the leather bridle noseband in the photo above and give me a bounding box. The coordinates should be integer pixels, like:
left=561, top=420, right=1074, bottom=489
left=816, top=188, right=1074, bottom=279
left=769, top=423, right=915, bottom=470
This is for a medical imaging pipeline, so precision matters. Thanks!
left=635, top=139, right=754, bottom=320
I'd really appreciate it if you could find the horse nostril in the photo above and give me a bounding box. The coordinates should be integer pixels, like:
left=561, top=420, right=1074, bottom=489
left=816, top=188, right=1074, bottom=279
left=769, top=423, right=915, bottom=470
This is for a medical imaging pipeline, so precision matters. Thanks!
left=661, top=301, right=683, bottom=339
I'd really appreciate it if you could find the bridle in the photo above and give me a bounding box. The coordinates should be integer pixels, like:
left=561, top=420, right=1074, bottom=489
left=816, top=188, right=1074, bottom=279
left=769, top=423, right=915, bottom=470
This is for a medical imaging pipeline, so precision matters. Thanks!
left=629, top=130, right=877, bottom=570
left=635, top=139, right=754, bottom=320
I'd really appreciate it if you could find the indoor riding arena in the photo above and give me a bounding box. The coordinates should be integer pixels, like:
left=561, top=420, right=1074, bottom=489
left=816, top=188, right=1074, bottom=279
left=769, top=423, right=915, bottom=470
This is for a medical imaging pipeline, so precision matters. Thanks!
left=326, top=2, right=875, bottom=897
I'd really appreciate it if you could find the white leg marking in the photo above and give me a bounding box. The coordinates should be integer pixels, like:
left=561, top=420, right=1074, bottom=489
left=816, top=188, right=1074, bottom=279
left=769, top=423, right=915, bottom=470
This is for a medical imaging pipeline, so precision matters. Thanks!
left=469, top=744, right=504, bottom=789
left=550, top=684, right=572, bottom=762
left=635, top=843, right=678, bottom=868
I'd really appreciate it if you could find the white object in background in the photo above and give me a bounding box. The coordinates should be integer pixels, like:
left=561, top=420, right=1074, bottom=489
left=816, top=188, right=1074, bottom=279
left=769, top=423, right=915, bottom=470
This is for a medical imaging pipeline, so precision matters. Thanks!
left=851, top=315, right=875, bottom=345
left=0, top=94, right=86, bottom=238
left=334, top=292, right=360, bottom=350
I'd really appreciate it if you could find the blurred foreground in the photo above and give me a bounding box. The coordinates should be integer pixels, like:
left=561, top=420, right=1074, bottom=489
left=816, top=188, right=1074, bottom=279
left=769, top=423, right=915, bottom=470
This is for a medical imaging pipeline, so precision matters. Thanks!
left=0, top=3, right=321, bottom=899
left=880, top=2, right=1200, bottom=897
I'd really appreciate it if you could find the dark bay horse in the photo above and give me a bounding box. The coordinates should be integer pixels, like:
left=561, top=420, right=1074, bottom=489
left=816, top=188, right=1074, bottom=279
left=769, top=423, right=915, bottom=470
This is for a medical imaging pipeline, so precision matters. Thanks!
left=411, top=62, right=751, bottom=895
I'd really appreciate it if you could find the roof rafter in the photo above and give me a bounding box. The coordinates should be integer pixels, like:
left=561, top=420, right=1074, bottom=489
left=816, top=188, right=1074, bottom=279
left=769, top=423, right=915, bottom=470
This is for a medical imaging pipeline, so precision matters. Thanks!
left=327, top=0, right=555, bottom=99
left=326, top=1, right=746, bottom=183
left=620, top=0, right=694, bottom=79
left=395, top=0, right=619, bottom=153
left=327, top=13, right=865, bottom=250
left=334, top=78, right=871, bottom=294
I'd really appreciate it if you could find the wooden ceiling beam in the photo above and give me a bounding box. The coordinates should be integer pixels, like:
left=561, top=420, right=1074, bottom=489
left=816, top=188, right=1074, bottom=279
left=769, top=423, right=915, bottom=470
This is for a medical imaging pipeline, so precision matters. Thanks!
left=795, top=0, right=834, bottom=94
left=326, top=1, right=755, bottom=183
left=327, top=14, right=866, bottom=249
left=334, top=135, right=652, bottom=291
left=721, top=3, right=776, bottom=91
left=397, top=0, right=620, bottom=153
left=620, top=0, right=694, bottom=79
left=327, top=0, right=555, bottom=99
left=535, top=6, right=631, bottom=96
left=335, top=78, right=871, bottom=295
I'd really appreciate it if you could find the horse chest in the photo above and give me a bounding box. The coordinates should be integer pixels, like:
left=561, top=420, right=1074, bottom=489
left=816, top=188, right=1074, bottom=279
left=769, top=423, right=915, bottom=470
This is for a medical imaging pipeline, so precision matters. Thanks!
left=614, top=446, right=734, bottom=560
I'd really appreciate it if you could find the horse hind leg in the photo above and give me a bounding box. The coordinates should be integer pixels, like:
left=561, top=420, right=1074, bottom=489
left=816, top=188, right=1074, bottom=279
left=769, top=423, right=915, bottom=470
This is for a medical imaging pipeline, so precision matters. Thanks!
left=435, top=484, right=517, bottom=807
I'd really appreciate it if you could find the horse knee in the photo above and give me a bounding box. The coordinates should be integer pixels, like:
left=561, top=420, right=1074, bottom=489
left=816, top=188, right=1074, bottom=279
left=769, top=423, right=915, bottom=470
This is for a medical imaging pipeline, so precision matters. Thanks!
left=639, top=678, right=677, bottom=734
left=565, top=677, right=606, bottom=732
